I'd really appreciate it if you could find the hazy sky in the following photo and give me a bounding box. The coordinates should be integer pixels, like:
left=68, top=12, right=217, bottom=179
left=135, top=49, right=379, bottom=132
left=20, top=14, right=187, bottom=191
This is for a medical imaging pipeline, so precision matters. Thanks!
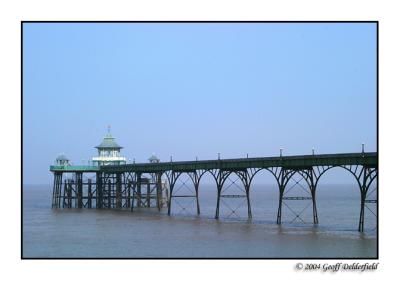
left=23, top=23, right=377, bottom=184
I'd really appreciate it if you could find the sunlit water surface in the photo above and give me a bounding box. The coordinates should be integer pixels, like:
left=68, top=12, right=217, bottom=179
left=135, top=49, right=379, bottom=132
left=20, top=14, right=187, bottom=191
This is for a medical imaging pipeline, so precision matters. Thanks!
left=23, top=184, right=377, bottom=258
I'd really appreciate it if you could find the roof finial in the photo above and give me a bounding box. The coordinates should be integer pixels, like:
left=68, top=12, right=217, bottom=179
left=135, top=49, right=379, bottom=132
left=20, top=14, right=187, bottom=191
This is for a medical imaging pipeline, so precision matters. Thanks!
left=107, top=125, right=111, bottom=134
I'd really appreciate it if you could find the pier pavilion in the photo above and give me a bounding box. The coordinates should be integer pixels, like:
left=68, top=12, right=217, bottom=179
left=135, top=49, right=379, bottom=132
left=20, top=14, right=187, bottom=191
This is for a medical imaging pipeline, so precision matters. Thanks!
left=92, top=128, right=126, bottom=166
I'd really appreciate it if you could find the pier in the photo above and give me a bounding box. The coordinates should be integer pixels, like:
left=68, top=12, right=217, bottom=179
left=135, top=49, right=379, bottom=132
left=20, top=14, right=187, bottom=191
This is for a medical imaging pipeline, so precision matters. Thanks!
left=50, top=151, right=377, bottom=232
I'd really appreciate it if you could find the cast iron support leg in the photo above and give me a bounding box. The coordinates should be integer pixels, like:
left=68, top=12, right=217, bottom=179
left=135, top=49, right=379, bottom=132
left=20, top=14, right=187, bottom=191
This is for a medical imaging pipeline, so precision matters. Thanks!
left=167, top=183, right=174, bottom=215
left=68, top=180, right=72, bottom=208
left=54, top=174, right=60, bottom=208
left=195, top=183, right=200, bottom=215
left=136, top=173, right=142, bottom=208
left=276, top=169, right=286, bottom=224
left=359, top=192, right=366, bottom=232
left=116, top=173, right=122, bottom=209
left=52, top=174, right=56, bottom=208
left=245, top=186, right=252, bottom=219
left=358, top=167, right=368, bottom=232
left=311, top=189, right=319, bottom=224
left=127, top=181, right=132, bottom=209
left=54, top=173, right=62, bottom=208
left=107, top=180, right=112, bottom=208
left=215, top=186, right=222, bottom=219
left=156, top=173, right=162, bottom=211
left=96, top=173, right=103, bottom=209
left=88, top=179, right=92, bottom=208
left=133, top=181, right=136, bottom=209
left=309, top=171, right=319, bottom=224
left=147, top=182, right=151, bottom=207
left=62, top=180, right=67, bottom=208
left=77, top=173, right=83, bottom=208
left=277, top=190, right=283, bottom=224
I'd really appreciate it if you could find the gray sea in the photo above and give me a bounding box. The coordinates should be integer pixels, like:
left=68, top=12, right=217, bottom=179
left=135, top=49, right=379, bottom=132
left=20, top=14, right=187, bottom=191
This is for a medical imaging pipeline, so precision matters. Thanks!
left=23, top=183, right=377, bottom=258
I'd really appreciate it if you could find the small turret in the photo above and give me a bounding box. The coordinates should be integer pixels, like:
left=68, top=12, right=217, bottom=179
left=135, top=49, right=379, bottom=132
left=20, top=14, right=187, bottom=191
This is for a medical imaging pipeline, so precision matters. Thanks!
left=55, top=154, right=70, bottom=166
left=148, top=153, right=160, bottom=163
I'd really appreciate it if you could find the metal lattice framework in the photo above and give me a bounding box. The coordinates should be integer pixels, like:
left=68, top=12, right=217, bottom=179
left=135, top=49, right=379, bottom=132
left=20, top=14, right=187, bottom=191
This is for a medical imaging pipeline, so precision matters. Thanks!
left=50, top=152, right=377, bottom=232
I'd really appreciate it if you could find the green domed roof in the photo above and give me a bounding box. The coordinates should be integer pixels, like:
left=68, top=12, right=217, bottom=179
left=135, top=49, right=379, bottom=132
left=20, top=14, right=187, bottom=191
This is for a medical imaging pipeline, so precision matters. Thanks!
left=56, top=154, right=69, bottom=161
left=148, top=154, right=160, bottom=162
left=95, top=133, right=123, bottom=149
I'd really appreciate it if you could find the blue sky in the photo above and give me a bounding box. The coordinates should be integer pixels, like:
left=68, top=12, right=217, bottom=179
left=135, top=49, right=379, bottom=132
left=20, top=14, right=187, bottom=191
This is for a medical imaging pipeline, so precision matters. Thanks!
left=23, top=23, right=377, bottom=184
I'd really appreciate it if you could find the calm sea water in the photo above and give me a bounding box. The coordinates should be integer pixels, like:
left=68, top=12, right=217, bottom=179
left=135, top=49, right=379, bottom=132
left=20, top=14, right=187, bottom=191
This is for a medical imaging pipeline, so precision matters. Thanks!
left=23, top=183, right=377, bottom=258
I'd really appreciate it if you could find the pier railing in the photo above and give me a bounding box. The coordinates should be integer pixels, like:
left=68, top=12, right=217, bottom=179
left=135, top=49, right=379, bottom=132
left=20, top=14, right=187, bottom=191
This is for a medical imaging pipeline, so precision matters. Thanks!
left=50, top=165, right=99, bottom=172
left=100, top=152, right=377, bottom=173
